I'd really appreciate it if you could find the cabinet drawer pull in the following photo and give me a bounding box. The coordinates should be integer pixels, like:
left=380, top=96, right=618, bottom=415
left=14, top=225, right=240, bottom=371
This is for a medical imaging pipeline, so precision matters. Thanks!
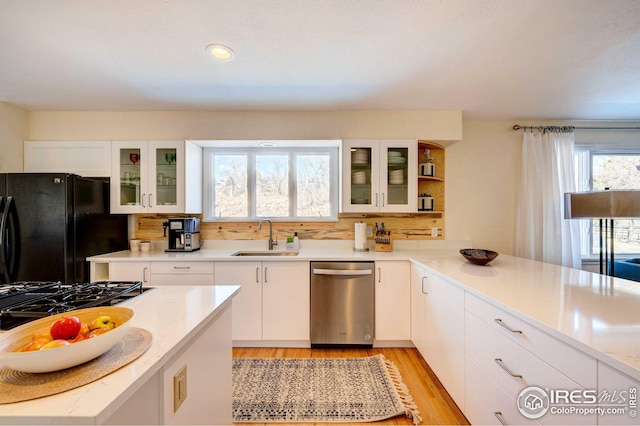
left=494, top=318, right=523, bottom=334
left=173, top=266, right=191, bottom=270
left=494, top=411, right=507, bottom=425
left=494, top=358, right=523, bottom=379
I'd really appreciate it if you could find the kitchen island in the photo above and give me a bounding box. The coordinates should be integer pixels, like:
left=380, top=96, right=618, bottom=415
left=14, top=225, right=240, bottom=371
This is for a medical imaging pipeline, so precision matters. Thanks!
left=0, top=285, right=240, bottom=425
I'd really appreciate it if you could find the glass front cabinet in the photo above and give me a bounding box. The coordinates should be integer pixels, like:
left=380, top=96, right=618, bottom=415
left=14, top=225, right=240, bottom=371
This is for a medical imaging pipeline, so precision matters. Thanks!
left=110, top=140, right=186, bottom=214
left=342, top=140, right=417, bottom=213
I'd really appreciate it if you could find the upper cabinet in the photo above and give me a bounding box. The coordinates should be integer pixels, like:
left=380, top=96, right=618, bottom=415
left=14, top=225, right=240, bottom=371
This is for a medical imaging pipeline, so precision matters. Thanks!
left=417, top=141, right=445, bottom=214
left=110, top=140, right=202, bottom=214
left=24, top=141, right=112, bottom=177
left=342, top=139, right=417, bottom=213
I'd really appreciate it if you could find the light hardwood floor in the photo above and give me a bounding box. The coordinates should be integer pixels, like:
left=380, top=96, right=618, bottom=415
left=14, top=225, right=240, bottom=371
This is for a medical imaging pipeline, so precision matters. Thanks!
left=233, top=347, right=469, bottom=425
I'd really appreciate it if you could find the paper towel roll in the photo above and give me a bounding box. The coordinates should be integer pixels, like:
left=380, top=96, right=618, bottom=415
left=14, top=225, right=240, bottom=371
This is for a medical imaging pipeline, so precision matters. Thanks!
left=354, top=222, right=367, bottom=251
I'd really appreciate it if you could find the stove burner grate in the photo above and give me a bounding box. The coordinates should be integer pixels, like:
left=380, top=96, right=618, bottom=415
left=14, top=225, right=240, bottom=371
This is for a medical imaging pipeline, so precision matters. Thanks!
left=0, top=281, right=146, bottom=330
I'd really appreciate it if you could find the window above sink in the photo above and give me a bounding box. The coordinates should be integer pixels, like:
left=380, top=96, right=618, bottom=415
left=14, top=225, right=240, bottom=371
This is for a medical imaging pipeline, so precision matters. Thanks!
left=201, top=141, right=340, bottom=222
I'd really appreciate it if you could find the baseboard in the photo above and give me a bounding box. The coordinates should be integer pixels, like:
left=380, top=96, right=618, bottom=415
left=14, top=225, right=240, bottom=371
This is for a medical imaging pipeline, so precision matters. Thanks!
left=233, top=340, right=311, bottom=348
left=373, top=340, right=415, bottom=348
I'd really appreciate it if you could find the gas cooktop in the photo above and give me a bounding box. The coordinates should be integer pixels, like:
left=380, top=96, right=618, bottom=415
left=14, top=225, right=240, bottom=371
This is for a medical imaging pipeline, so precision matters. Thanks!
left=0, top=281, right=150, bottom=330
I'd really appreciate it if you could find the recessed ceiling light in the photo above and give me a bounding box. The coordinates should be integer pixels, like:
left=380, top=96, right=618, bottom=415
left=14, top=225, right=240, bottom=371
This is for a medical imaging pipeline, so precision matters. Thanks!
left=206, top=44, right=235, bottom=61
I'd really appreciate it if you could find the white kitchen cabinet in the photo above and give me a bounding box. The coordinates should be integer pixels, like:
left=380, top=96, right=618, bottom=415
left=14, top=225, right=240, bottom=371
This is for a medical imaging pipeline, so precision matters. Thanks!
left=215, top=261, right=309, bottom=343
left=465, top=309, right=594, bottom=425
left=109, top=261, right=150, bottom=285
left=261, top=261, right=310, bottom=341
left=342, top=139, right=417, bottom=213
left=24, top=140, right=112, bottom=177
left=410, top=263, right=427, bottom=355
left=110, top=140, right=202, bottom=214
left=150, top=262, right=214, bottom=286
left=464, top=354, right=537, bottom=426
left=597, top=362, right=640, bottom=425
left=410, top=262, right=465, bottom=409
left=374, top=261, right=411, bottom=343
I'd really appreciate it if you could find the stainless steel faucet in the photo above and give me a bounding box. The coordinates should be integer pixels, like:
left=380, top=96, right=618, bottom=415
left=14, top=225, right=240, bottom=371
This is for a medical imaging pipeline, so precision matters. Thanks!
left=259, top=219, right=278, bottom=250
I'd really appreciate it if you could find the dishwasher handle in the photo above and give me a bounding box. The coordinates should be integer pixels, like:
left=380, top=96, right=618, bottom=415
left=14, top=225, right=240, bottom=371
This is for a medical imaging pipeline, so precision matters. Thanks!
left=312, top=268, right=373, bottom=276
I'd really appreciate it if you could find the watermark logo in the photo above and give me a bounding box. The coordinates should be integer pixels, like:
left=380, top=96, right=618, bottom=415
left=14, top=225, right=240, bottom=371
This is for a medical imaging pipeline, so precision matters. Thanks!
left=517, top=386, right=637, bottom=419
left=517, top=386, right=550, bottom=419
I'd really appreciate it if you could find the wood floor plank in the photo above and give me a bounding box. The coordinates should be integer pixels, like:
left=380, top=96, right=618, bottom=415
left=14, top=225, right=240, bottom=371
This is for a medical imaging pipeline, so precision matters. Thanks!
left=232, top=347, right=469, bottom=425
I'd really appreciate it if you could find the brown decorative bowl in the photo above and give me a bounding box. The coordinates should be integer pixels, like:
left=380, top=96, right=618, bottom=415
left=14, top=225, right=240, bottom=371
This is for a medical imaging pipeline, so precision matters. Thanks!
left=460, top=249, right=499, bottom=266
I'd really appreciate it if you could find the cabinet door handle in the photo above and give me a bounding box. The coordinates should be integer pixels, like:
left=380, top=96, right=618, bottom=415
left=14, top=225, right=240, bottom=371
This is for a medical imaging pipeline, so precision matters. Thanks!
left=494, top=318, right=523, bottom=334
left=494, top=412, right=507, bottom=425
left=256, top=267, right=260, bottom=283
left=377, top=267, right=381, bottom=283
left=421, top=276, right=428, bottom=294
left=142, top=194, right=146, bottom=208
left=264, top=267, right=268, bottom=283
left=148, top=193, right=153, bottom=208
left=494, top=358, right=523, bottom=379
left=143, top=267, right=148, bottom=283
left=381, top=192, right=385, bottom=207
left=173, top=266, right=191, bottom=270
left=375, top=193, right=378, bottom=207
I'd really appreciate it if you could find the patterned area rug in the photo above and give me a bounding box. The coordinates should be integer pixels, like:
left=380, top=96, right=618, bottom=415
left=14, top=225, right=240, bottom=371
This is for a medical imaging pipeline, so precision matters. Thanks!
left=232, top=354, right=422, bottom=424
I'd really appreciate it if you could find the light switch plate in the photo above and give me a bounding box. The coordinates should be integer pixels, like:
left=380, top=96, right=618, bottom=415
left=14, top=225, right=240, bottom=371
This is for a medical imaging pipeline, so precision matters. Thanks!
left=173, top=364, right=187, bottom=412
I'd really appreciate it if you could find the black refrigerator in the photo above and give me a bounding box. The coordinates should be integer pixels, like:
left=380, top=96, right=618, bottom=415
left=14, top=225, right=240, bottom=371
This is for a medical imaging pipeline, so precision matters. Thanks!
left=0, top=173, right=128, bottom=284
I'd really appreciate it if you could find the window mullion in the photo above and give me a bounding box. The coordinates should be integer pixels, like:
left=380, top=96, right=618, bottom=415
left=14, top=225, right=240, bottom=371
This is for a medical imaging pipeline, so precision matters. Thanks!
left=248, top=151, right=257, bottom=219
left=290, top=152, right=296, bottom=218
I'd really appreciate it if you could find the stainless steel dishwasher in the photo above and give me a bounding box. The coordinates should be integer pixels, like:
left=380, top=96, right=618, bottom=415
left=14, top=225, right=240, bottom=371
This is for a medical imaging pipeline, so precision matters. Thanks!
left=310, top=261, right=375, bottom=347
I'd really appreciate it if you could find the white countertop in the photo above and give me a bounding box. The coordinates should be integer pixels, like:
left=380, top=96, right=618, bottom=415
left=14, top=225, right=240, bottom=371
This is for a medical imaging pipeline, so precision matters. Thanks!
left=0, top=285, right=240, bottom=424
left=89, top=243, right=640, bottom=381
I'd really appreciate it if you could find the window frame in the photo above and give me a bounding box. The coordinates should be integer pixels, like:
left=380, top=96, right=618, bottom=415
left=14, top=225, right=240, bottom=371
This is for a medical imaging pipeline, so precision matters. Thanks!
left=574, top=144, right=640, bottom=259
left=203, top=146, right=339, bottom=222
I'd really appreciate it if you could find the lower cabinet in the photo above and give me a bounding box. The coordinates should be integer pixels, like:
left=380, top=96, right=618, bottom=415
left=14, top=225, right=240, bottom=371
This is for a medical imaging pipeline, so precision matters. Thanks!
left=465, top=354, right=537, bottom=425
left=214, top=261, right=309, bottom=343
left=465, top=293, right=598, bottom=425
left=150, top=262, right=214, bottom=286
left=109, top=261, right=150, bottom=285
left=107, top=261, right=214, bottom=286
left=410, top=262, right=465, bottom=409
left=598, top=362, right=639, bottom=425
left=374, top=261, right=411, bottom=342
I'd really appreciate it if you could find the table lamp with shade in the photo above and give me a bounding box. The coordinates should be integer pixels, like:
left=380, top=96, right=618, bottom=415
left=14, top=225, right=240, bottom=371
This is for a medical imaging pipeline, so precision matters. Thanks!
left=564, top=190, right=640, bottom=276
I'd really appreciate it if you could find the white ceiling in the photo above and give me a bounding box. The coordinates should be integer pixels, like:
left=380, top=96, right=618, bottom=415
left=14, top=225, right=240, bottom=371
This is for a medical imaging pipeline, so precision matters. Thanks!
left=1, top=0, right=639, bottom=120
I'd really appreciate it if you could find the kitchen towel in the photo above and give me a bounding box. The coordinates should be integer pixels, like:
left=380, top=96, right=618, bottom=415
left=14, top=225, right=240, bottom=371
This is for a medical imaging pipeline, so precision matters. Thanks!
left=354, top=222, right=367, bottom=251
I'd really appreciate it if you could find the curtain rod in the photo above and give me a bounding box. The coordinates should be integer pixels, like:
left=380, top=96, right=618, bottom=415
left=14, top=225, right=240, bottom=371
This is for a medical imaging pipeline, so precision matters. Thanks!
left=513, top=124, right=640, bottom=131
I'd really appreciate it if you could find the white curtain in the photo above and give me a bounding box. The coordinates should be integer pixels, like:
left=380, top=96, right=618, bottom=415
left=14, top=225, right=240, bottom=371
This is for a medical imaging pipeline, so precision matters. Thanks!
left=515, top=128, right=581, bottom=268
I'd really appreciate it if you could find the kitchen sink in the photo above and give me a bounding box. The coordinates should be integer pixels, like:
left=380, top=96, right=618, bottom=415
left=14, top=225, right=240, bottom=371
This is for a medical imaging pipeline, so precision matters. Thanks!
left=231, top=250, right=299, bottom=256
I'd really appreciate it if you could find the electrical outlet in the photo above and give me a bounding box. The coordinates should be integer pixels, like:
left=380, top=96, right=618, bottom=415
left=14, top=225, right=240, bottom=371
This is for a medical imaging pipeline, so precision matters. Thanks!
left=173, top=364, right=187, bottom=412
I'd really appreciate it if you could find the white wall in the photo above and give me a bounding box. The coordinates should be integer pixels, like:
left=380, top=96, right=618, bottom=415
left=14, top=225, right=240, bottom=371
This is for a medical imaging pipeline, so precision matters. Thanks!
left=28, top=110, right=462, bottom=141
left=446, top=121, right=521, bottom=255
left=0, top=102, right=28, bottom=172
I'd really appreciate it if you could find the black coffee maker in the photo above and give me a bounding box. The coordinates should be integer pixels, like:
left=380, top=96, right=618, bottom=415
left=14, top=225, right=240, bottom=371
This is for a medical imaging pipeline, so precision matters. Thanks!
left=163, top=217, right=201, bottom=252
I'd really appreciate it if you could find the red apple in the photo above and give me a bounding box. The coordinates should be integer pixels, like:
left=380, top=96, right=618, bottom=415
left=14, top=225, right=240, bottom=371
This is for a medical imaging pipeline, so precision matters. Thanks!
left=50, top=316, right=82, bottom=340
left=39, top=339, right=71, bottom=350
